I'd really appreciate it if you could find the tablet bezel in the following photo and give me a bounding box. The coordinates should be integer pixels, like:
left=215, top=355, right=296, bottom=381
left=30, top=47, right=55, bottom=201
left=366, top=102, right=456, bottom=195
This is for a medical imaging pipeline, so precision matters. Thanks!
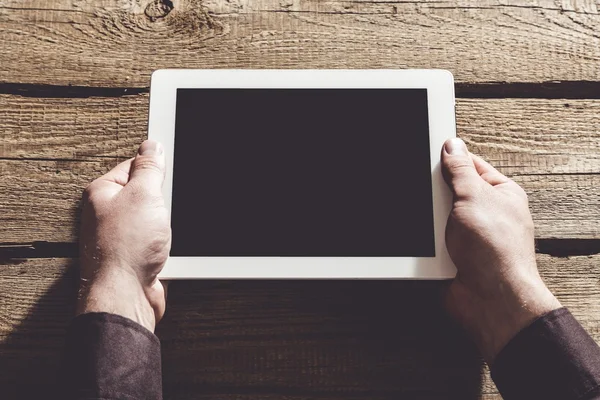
left=148, top=69, right=456, bottom=279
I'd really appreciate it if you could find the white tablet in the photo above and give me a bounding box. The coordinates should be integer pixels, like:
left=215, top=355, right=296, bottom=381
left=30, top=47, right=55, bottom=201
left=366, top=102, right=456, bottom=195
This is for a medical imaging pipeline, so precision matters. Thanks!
left=148, top=69, right=456, bottom=279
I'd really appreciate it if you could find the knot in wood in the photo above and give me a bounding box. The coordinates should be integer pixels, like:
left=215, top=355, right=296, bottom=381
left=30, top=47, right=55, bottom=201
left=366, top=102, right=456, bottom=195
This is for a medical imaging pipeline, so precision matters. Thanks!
left=145, top=0, right=174, bottom=21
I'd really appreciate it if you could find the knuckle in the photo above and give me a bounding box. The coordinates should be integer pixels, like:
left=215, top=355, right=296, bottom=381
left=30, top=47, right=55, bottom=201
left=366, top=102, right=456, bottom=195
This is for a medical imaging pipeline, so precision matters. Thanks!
left=446, top=158, right=472, bottom=173
left=82, top=181, right=101, bottom=204
left=148, top=237, right=166, bottom=255
left=449, top=201, right=473, bottom=223
left=147, top=228, right=171, bottom=266
left=82, top=181, right=96, bottom=198
left=453, top=180, right=480, bottom=200
left=508, top=177, right=523, bottom=189
left=134, top=157, right=162, bottom=174
left=515, top=183, right=529, bottom=199
left=507, top=179, right=529, bottom=201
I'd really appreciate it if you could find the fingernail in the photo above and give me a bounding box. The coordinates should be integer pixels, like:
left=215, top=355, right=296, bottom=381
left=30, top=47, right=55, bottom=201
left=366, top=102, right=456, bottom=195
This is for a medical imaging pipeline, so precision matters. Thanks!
left=139, top=140, right=163, bottom=156
left=445, top=138, right=467, bottom=156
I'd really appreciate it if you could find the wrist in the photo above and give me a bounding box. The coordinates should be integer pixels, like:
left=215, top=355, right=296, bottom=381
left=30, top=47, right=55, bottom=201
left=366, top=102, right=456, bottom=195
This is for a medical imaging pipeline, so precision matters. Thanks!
left=448, top=275, right=561, bottom=364
left=482, top=280, right=560, bottom=361
left=77, top=266, right=157, bottom=332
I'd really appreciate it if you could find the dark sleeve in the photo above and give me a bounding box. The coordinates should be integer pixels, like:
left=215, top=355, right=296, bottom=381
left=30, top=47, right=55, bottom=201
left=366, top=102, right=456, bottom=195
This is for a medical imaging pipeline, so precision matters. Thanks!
left=492, top=307, right=600, bottom=400
left=62, top=312, right=162, bottom=400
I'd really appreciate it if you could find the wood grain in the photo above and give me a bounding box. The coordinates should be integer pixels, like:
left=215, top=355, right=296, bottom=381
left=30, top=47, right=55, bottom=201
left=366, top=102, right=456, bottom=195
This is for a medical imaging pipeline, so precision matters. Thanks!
left=1, top=0, right=600, bottom=87
left=2, top=94, right=600, bottom=177
left=1, top=254, right=598, bottom=398
left=1, top=95, right=599, bottom=242
left=0, top=93, right=149, bottom=160
left=4, top=158, right=600, bottom=242
left=2, top=1, right=599, bottom=399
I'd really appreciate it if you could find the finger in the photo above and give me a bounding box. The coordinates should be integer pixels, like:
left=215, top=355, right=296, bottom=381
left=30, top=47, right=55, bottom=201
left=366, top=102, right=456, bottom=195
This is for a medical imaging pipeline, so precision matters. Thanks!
left=149, top=278, right=167, bottom=323
left=470, top=153, right=510, bottom=186
left=128, top=140, right=166, bottom=197
left=98, top=158, right=134, bottom=187
left=162, top=280, right=169, bottom=302
left=441, top=138, right=482, bottom=198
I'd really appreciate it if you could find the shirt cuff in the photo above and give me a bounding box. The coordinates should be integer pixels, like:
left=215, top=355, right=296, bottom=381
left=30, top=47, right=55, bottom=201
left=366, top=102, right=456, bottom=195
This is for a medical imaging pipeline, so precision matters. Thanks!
left=62, top=312, right=162, bottom=400
left=491, top=307, right=600, bottom=400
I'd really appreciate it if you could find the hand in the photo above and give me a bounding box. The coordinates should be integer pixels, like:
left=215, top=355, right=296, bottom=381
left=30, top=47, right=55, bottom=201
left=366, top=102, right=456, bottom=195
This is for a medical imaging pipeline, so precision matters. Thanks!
left=78, top=140, right=171, bottom=332
left=442, top=138, right=561, bottom=363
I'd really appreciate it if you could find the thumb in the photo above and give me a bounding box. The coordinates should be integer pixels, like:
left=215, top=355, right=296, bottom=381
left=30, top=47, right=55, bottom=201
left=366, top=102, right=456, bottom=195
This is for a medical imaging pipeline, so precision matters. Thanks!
left=128, top=140, right=166, bottom=197
left=441, top=138, right=481, bottom=199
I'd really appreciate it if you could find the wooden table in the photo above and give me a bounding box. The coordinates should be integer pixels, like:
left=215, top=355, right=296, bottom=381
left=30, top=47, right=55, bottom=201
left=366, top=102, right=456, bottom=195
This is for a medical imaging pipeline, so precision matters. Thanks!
left=1, top=1, right=600, bottom=398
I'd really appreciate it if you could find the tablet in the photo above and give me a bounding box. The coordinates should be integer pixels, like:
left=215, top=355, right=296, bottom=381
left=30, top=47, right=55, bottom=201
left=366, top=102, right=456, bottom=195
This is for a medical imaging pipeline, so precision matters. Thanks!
left=148, top=69, right=456, bottom=279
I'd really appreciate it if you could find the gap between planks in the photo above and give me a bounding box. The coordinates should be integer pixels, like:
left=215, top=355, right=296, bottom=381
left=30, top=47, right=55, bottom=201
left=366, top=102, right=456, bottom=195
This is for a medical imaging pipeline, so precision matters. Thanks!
left=1, top=239, right=600, bottom=261
left=1, top=81, right=600, bottom=100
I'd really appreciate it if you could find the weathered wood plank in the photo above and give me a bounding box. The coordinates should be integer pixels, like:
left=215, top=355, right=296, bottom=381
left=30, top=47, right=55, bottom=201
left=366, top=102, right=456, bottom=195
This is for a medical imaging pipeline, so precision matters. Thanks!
left=2, top=94, right=600, bottom=177
left=1, top=254, right=598, bottom=398
left=0, top=93, right=149, bottom=160
left=1, top=0, right=599, bottom=87
left=1, top=95, right=599, bottom=242
left=3, top=158, right=600, bottom=242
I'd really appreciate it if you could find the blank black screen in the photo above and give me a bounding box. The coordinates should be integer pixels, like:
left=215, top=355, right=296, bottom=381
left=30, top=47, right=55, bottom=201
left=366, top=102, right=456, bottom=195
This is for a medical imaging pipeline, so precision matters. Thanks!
left=171, top=89, right=435, bottom=257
